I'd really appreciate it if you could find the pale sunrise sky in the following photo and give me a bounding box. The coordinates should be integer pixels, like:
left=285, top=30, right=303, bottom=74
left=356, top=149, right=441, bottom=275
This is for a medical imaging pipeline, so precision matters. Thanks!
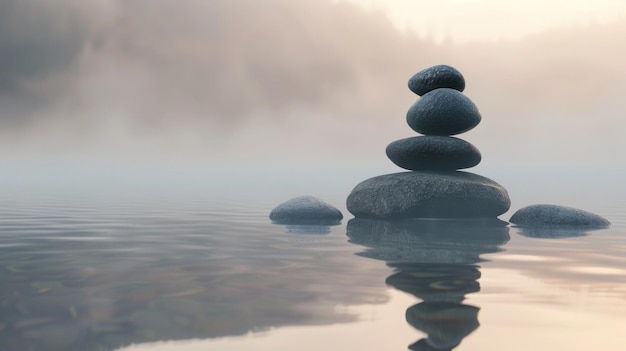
left=341, top=0, right=626, bottom=42
left=2, top=0, right=626, bottom=188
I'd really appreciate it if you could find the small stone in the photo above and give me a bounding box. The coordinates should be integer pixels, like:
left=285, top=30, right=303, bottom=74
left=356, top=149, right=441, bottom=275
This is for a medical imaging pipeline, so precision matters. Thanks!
left=269, top=196, right=343, bottom=224
left=346, top=171, right=510, bottom=219
left=406, top=88, right=481, bottom=136
left=386, top=136, right=481, bottom=171
left=510, top=204, right=610, bottom=228
left=408, top=65, right=465, bottom=96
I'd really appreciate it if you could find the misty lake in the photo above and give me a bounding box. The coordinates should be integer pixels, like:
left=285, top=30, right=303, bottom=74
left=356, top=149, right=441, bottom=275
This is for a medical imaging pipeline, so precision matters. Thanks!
left=1, top=182, right=625, bottom=351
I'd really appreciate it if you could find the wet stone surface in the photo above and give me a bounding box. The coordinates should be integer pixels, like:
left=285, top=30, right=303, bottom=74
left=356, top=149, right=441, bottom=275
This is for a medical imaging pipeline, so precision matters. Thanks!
left=510, top=204, right=610, bottom=228
left=269, top=196, right=343, bottom=225
left=386, top=136, right=481, bottom=171
left=408, top=64, right=466, bottom=96
left=347, top=171, right=511, bottom=219
left=406, top=88, right=481, bottom=136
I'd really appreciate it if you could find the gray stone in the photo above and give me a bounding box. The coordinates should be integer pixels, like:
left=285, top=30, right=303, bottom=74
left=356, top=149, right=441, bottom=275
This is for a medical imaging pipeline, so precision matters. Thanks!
left=269, top=196, right=343, bottom=224
left=408, top=65, right=465, bottom=96
left=346, top=171, right=510, bottom=219
left=510, top=204, right=610, bottom=228
left=386, top=136, right=481, bottom=171
left=406, top=88, right=481, bottom=136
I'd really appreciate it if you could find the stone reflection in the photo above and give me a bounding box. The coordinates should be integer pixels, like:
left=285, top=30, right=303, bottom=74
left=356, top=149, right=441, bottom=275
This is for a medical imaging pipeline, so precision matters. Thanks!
left=514, top=226, right=591, bottom=239
left=347, top=218, right=510, bottom=350
left=284, top=224, right=332, bottom=234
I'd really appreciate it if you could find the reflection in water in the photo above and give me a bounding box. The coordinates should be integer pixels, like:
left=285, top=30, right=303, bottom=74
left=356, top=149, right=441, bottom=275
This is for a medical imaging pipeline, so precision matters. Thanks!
left=514, top=226, right=592, bottom=239
left=406, top=302, right=479, bottom=351
left=283, top=224, right=332, bottom=234
left=386, top=263, right=480, bottom=303
left=347, top=218, right=510, bottom=350
left=273, top=218, right=342, bottom=234
left=0, top=199, right=387, bottom=351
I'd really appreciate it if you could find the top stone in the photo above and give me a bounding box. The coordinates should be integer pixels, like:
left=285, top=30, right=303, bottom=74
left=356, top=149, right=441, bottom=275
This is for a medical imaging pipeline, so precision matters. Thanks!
left=408, top=65, right=465, bottom=96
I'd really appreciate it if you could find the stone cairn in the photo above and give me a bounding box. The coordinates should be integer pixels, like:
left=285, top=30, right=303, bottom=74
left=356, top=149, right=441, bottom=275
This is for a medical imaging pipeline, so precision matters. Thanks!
left=347, top=65, right=511, bottom=219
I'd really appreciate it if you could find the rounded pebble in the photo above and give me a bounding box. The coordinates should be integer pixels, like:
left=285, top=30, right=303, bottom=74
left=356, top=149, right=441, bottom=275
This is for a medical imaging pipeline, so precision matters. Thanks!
left=269, top=196, right=343, bottom=225
left=510, top=204, right=610, bottom=228
left=408, top=65, right=465, bottom=96
left=406, top=88, right=481, bottom=136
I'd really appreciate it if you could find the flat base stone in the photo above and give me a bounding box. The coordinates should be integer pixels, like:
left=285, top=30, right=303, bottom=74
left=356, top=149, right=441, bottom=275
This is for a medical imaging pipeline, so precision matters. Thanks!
left=346, top=171, right=510, bottom=219
left=510, top=204, right=610, bottom=228
left=269, top=195, right=343, bottom=225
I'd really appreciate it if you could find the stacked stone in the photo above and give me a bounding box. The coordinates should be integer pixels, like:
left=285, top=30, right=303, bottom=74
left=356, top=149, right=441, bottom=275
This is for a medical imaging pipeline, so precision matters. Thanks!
left=347, top=65, right=511, bottom=219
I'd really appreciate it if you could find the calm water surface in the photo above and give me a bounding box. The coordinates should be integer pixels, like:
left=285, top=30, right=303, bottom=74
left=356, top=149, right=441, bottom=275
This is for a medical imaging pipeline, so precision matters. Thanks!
left=1, top=189, right=625, bottom=351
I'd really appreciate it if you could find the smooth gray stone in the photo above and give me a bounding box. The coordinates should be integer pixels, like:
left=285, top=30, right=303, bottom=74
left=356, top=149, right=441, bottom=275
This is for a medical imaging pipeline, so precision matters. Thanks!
left=406, top=88, right=481, bottom=136
left=269, top=196, right=343, bottom=224
left=510, top=204, right=610, bottom=228
left=346, top=171, right=510, bottom=219
left=386, top=136, right=481, bottom=171
left=408, top=65, right=465, bottom=96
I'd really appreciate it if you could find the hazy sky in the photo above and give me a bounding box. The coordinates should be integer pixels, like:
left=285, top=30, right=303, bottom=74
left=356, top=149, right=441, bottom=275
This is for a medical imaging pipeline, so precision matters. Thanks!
left=2, top=0, right=626, bottom=188
left=341, top=0, right=626, bottom=42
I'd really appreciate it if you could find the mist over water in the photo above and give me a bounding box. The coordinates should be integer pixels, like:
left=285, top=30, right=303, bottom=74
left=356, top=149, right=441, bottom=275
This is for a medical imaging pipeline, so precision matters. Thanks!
left=1, top=0, right=625, bottom=179
left=2, top=2, right=626, bottom=350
